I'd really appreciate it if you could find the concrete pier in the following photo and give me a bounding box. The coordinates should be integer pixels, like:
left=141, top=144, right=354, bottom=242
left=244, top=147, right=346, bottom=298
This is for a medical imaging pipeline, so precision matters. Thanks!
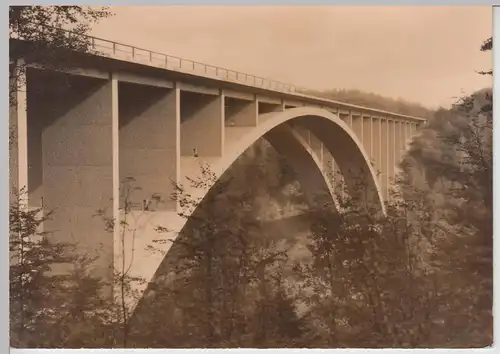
left=26, top=68, right=116, bottom=294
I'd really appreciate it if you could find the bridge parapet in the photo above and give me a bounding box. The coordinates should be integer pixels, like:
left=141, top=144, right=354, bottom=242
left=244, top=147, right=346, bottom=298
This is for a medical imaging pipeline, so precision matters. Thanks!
left=11, top=25, right=426, bottom=125
left=10, top=27, right=427, bottom=311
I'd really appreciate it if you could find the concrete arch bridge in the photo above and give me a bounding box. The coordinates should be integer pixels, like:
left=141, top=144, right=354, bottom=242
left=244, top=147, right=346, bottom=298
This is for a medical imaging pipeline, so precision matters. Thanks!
left=9, top=33, right=426, bottom=309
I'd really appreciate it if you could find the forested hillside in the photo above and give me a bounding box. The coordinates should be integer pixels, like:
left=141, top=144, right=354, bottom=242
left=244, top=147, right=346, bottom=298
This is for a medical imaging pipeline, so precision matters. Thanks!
left=306, top=88, right=435, bottom=118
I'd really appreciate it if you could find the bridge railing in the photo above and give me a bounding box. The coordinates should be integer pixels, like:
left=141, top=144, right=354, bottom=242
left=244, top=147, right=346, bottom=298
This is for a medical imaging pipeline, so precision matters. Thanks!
left=11, top=23, right=303, bottom=94
left=91, top=38, right=300, bottom=93
left=11, top=24, right=427, bottom=122
left=22, top=24, right=302, bottom=94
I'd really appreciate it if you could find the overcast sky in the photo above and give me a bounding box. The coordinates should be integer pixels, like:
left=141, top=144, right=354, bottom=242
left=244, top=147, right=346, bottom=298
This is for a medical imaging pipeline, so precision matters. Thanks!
left=91, top=6, right=492, bottom=109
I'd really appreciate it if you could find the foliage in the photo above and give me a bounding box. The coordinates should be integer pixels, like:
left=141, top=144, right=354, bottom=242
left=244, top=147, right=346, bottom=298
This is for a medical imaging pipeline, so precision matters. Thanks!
left=128, top=141, right=306, bottom=348
left=478, top=37, right=492, bottom=75
left=8, top=6, right=118, bottom=348
left=398, top=88, right=493, bottom=347
left=9, top=189, right=114, bottom=348
left=305, top=88, right=434, bottom=118
left=9, top=6, right=111, bottom=106
left=10, top=185, right=148, bottom=348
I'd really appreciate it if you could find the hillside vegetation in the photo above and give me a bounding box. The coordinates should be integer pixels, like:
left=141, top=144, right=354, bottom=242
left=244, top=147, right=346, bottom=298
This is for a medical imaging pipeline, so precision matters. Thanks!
left=306, top=88, right=435, bottom=118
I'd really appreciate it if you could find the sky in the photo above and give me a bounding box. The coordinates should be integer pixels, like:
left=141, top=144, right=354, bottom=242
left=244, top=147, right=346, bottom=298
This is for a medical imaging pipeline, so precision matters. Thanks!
left=91, top=6, right=492, bottom=109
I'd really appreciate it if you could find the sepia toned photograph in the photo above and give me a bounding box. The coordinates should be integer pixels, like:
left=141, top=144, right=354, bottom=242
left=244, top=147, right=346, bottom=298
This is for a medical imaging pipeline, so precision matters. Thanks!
left=8, top=5, right=493, bottom=349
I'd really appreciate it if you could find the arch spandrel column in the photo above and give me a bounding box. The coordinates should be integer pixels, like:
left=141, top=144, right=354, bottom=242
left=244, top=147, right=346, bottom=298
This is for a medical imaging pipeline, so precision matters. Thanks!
left=380, top=117, right=389, bottom=201
left=387, top=119, right=395, bottom=189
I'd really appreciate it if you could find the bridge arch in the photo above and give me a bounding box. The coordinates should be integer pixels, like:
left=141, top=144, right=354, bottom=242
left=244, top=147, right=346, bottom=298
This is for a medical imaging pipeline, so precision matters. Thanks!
left=130, top=106, right=385, bottom=315
left=181, top=107, right=384, bottom=214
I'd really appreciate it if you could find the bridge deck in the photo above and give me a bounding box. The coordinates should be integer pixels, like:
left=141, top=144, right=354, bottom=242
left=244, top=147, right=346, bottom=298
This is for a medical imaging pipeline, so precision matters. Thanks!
left=11, top=26, right=426, bottom=123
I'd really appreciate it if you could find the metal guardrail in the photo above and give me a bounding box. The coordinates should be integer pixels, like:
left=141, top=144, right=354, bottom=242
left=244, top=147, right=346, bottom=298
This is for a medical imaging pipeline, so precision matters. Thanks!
left=11, top=23, right=427, bottom=122
left=92, top=40, right=301, bottom=93
left=30, top=24, right=303, bottom=94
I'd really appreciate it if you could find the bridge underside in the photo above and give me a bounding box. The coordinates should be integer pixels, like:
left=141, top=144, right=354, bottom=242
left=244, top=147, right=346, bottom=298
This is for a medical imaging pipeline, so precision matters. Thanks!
left=10, top=60, right=422, bottom=308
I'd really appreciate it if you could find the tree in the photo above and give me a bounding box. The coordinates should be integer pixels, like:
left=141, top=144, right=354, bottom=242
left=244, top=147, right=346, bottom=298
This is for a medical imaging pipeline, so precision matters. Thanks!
left=251, top=283, right=305, bottom=348
left=9, top=6, right=114, bottom=348
left=395, top=38, right=493, bottom=347
left=9, top=187, right=120, bottom=348
left=128, top=142, right=305, bottom=348
left=478, top=37, right=492, bottom=75
left=9, top=6, right=112, bottom=105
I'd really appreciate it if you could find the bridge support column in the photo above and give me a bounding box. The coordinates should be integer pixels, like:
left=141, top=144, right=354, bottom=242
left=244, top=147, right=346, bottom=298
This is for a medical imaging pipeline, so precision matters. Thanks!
left=27, top=69, right=116, bottom=298
left=362, top=115, right=372, bottom=161
left=115, top=81, right=180, bottom=307
left=410, top=122, right=417, bottom=136
left=372, top=116, right=381, bottom=185
left=388, top=119, right=395, bottom=193
left=405, top=121, right=412, bottom=149
left=400, top=120, right=406, bottom=153
left=9, top=61, right=28, bottom=205
left=351, top=113, right=363, bottom=143
left=403, top=122, right=407, bottom=145
left=380, top=118, right=388, bottom=201
left=394, top=120, right=402, bottom=169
